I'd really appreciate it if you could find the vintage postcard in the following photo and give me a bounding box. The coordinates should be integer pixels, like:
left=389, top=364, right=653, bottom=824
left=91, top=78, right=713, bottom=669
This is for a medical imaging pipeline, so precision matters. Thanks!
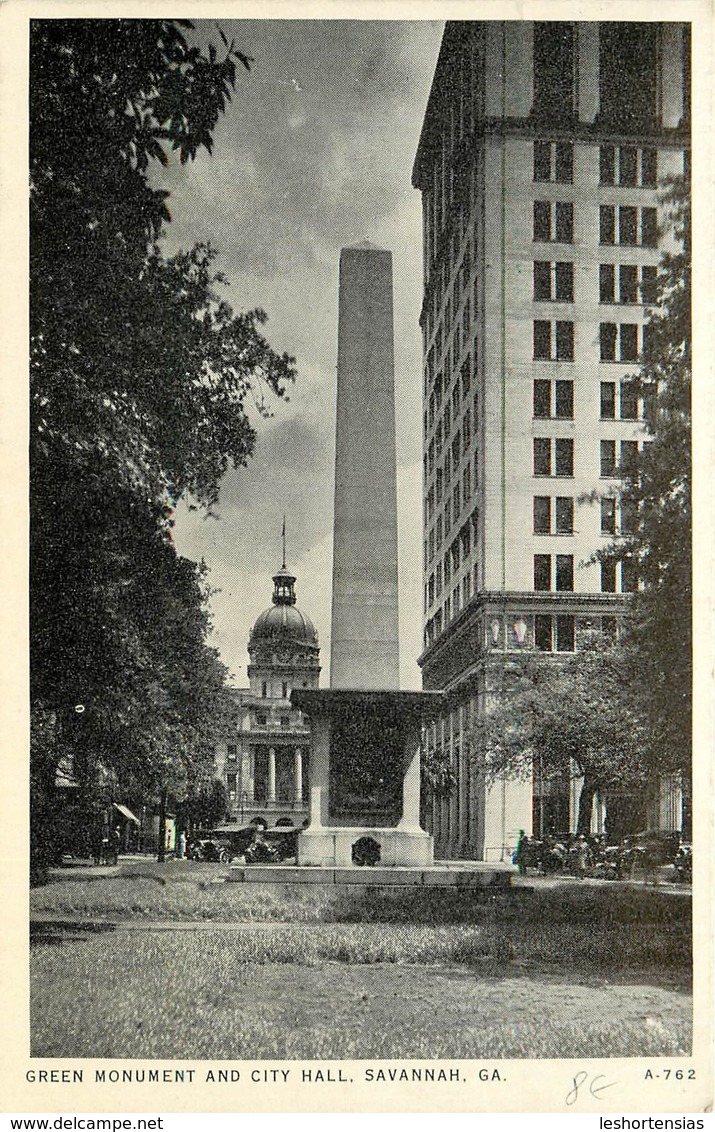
left=1, top=0, right=712, bottom=1119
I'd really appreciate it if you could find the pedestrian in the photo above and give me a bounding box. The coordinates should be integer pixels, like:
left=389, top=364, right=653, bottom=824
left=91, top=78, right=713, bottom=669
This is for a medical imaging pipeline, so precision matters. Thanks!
left=574, top=833, right=590, bottom=878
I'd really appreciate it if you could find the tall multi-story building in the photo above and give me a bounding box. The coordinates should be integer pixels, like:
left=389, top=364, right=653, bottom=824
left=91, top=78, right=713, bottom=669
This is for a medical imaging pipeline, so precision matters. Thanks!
left=413, top=21, right=690, bottom=860
left=214, top=560, right=320, bottom=828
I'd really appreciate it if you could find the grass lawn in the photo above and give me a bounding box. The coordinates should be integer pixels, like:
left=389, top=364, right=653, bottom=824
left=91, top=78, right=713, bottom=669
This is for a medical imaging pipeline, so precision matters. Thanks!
left=30, top=865, right=691, bottom=1060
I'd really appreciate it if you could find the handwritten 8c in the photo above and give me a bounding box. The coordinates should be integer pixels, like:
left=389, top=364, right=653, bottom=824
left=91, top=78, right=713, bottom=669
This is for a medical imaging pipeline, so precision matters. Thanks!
left=566, top=1071, right=618, bottom=1105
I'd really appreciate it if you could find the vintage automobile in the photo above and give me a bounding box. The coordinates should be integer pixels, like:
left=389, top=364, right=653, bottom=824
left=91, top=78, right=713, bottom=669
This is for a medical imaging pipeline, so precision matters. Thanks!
left=188, top=836, right=233, bottom=863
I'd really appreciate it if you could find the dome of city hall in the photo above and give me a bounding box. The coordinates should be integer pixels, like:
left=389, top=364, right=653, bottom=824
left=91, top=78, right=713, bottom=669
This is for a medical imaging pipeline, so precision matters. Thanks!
left=249, top=565, right=319, bottom=646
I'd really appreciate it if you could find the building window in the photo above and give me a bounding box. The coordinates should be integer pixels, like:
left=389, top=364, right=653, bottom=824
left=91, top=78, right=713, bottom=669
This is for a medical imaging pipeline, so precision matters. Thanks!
left=556, top=554, right=574, bottom=591
left=282, top=681, right=289, bottom=699
left=601, top=497, right=616, bottom=535
left=534, top=554, right=551, bottom=591
left=533, top=438, right=573, bottom=477
left=601, top=561, right=617, bottom=593
left=555, top=496, right=574, bottom=534
left=555, top=438, right=574, bottom=477
left=620, top=323, right=639, bottom=361
left=534, top=261, right=574, bottom=302
left=600, top=439, right=616, bottom=477
left=256, top=712, right=268, bottom=726
left=261, top=682, right=267, bottom=698
left=534, top=614, right=575, bottom=652
left=641, top=207, right=658, bottom=247
left=556, top=615, right=575, bottom=652
left=618, top=145, right=637, bottom=186
left=600, top=205, right=616, bottom=245
left=533, top=438, right=552, bottom=477
left=280, top=714, right=290, bottom=728
left=533, top=320, right=574, bottom=361
left=621, top=557, right=638, bottom=593
left=226, top=744, right=237, bottom=762
left=599, top=144, right=615, bottom=184
left=621, top=498, right=638, bottom=535
left=534, top=497, right=573, bottom=536
left=600, top=381, right=616, bottom=419
left=619, top=264, right=638, bottom=304
left=533, top=201, right=574, bottom=243
left=533, top=496, right=551, bottom=535
left=555, top=202, right=574, bottom=243
left=600, top=144, right=657, bottom=187
left=641, top=265, right=658, bottom=303
left=535, top=614, right=552, bottom=651
left=600, top=323, right=639, bottom=362
left=533, top=379, right=573, bottom=419
left=601, top=205, right=656, bottom=249
left=619, top=206, right=637, bottom=246
left=620, top=439, right=639, bottom=476
left=533, top=141, right=573, bottom=183
left=641, top=148, right=657, bottom=188
left=620, top=380, right=639, bottom=420
left=599, top=264, right=615, bottom=303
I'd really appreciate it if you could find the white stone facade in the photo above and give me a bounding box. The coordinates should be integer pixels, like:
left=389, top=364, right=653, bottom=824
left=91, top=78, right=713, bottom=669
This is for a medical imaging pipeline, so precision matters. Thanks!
left=413, top=21, right=690, bottom=857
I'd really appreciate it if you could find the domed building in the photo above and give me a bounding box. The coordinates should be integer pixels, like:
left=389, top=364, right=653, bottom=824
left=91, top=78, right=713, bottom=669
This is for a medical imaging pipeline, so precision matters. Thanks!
left=215, top=560, right=320, bottom=828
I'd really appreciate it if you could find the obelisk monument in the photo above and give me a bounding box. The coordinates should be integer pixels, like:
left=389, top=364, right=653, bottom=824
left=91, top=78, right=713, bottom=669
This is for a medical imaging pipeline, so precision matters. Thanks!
left=291, top=241, right=438, bottom=869
left=330, top=241, right=399, bottom=689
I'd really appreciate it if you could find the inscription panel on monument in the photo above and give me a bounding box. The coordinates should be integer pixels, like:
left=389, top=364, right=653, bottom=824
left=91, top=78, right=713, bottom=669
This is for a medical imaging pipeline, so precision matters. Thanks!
left=329, top=709, right=402, bottom=824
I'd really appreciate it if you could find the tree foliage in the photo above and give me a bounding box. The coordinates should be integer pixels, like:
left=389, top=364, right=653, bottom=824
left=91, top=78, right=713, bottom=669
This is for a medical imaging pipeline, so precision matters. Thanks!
left=471, top=636, right=647, bottom=833
left=599, top=174, right=691, bottom=774
left=30, top=20, right=295, bottom=858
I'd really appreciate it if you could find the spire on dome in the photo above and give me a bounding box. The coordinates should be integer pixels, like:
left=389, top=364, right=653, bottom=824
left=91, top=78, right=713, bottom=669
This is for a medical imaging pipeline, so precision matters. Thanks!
left=273, top=518, right=296, bottom=605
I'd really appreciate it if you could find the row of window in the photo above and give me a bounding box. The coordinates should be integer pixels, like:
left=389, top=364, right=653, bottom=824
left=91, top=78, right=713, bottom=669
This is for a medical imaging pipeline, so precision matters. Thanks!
left=532, top=261, right=657, bottom=304
left=534, top=554, right=636, bottom=594
left=533, top=378, right=640, bottom=421
left=533, top=141, right=658, bottom=188
left=532, top=438, right=640, bottom=479
left=532, top=320, right=647, bottom=362
left=432, top=492, right=634, bottom=550
left=533, top=201, right=658, bottom=247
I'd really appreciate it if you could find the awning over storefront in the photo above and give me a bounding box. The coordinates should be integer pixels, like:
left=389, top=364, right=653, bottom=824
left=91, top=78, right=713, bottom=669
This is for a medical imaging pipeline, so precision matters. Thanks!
left=113, top=802, right=140, bottom=824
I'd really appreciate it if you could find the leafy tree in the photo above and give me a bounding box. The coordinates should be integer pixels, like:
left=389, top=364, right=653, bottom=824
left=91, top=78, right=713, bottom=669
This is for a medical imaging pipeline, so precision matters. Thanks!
left=471, top=635, right=647, bottom=835
left=598, top=174, right=691, bottom=777
left=30, top=20, right=295, bottom=864
left=178, top=777, right=230, bottom=833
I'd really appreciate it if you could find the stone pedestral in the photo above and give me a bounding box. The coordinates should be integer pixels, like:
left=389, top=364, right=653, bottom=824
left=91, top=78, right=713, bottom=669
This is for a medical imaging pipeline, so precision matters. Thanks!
left=291, top=689, right=441, bottom=869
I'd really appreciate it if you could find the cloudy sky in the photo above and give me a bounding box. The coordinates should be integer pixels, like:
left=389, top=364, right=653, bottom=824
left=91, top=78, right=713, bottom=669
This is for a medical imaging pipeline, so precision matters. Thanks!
left=160, top=20, right=444, bottom=689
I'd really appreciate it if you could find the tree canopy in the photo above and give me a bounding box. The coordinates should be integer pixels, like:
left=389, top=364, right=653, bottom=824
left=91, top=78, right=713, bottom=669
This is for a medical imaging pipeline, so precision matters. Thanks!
left=471, top=636, right=647, bottom=834
left=30, top=20, right=294, bottom=861
left=599, top=173, right=691, bottom=775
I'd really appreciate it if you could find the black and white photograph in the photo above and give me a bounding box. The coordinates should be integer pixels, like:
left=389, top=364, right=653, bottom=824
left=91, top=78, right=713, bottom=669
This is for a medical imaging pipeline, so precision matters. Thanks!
left=2, top=1, right=712, bottom=1117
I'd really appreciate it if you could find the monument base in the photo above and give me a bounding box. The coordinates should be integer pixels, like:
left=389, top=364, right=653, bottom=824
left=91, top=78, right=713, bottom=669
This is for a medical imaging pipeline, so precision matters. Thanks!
left=298, top=826, right=433, bottom=868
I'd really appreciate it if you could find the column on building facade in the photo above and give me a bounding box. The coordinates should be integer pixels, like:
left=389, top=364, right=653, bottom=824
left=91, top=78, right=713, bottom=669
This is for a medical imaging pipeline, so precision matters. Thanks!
left=505, top=22, right=533, bottom=118
left=569, top=763, right=584, bottom=831
left=268, top=747, right=276, bottom=804
left=660, top=25, right=684, bottom=127
left=591, top=792, right=607, bottom=835
left=577, top=23, right=600, bottom=122
left=398, top=720, right=423, bottom=831
left=458, top=703, right=470, bottom=853
left=241, top=747, right=252, bottom=806
left=294, top=747, right=303, bottom=805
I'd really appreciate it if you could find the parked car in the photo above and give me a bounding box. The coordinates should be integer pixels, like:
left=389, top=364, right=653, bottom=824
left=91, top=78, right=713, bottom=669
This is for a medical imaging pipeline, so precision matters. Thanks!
left=189, top=837, right=233, bottom=863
